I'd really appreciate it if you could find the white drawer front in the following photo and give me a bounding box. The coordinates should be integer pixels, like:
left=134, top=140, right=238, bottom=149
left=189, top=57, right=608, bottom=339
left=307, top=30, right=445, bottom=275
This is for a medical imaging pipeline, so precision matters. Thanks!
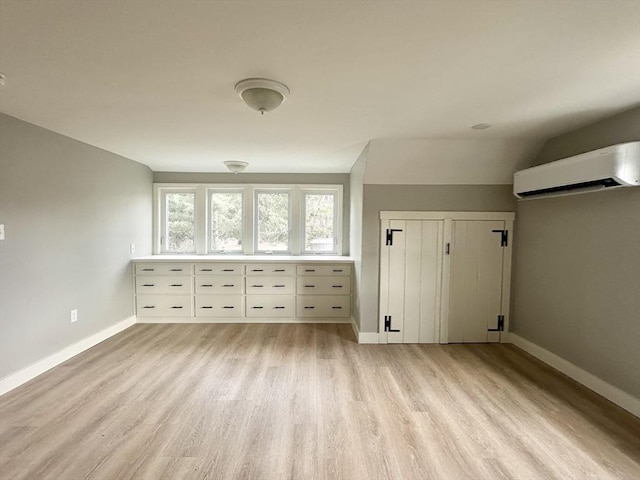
left=296, top=296, right=351, bottom=318
left=136, top=295, right=193, bottom=317
left=246, top=276, right=295, bottom=294
left=136, top=275, right=193, bottom=294
left=246, top=295, right=294, bottom=317
left=246, top=264, right=294, bottom=275
left=195, top=275, right=244, bottom=294
left=135, top=263, right=192, bottom=275
left=194, top=263, right=243, bottom=275
left=296, top=265, right=351, bottom=276
left=297, top=276, right=351, bottom=295
left=195, top=295, right=243, bottom=317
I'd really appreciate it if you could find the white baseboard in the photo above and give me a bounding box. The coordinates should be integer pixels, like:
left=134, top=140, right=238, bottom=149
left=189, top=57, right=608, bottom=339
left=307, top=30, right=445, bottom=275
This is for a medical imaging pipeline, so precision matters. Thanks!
left=136, top=317, right=351, bottom=324
left=510, top=333, right=640, bottom=418
left=0, top=315, right=136, bottom=396
left=350, top=317, right=379, bottom=344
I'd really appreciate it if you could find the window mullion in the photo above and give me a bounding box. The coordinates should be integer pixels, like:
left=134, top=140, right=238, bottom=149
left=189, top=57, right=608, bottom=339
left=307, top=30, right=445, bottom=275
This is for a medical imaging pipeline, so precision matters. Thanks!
left=290, top=187, right=301, bottom=255
left=244, top=185, right=254, bottom=254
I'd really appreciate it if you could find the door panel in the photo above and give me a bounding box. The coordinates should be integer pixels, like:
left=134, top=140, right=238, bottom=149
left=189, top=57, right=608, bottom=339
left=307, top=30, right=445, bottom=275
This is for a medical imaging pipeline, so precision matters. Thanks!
left=382, top=220, right=443, bottom=344
left=448, top=220, right=505, bottom=343
left=419, top=221, right=443, bottom=343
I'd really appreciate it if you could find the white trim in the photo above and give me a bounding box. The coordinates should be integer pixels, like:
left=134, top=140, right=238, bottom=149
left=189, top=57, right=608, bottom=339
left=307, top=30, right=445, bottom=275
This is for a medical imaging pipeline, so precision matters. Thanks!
left=358, top=331, right=380, bottom=344
left=0, top=316, right=136, bottom=396
left=510, top=333, right=640, bottom=418
left=380, top=211, right=515, bottom=221
left=350, top=316, right=380, bottom=344
left=155, top=183, right=345, bottom=256
left=136, top=317, right=351, bottom=324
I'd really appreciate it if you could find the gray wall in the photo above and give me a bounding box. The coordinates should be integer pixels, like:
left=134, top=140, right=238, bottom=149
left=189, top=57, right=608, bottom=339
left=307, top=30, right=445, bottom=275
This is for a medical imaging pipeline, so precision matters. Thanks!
left=0, top=114, right=153, bottom=378
left=349, top=146, right=368, bottom=329
left=359, top=184, right=516, bottom=333
left=512, top=106, right=640, bottom=398
left=155, top=171, right=351, bottom=256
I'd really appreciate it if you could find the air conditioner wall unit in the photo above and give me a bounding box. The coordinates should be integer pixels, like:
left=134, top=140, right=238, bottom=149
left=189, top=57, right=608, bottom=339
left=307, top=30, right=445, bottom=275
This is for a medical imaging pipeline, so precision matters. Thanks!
left=513, top=141, right=640, bottom=199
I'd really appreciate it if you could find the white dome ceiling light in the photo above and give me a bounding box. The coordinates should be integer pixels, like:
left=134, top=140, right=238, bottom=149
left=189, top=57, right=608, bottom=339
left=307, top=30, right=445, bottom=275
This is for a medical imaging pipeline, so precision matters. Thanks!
left=235, top=78, right=290, bottom=115
left=224, top=160, right=249, bottom=173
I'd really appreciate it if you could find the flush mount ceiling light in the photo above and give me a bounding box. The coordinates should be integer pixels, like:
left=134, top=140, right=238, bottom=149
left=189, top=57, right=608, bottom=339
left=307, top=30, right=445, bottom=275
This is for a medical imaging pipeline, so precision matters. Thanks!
left=235, top=78, right=290, bottom=115
left=224, top=160, right=249, bottom=174
left=471, top=123, right=492, bottom=130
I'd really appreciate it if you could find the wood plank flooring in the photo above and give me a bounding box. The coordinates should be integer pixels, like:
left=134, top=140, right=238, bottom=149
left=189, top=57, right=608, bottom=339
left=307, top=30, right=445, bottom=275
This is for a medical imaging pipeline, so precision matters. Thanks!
left=0, top=323, right=638, bottom=480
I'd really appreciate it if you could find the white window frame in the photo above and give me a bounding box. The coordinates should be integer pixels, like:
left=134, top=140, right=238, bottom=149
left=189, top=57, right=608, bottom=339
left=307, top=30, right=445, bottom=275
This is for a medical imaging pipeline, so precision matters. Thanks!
left=254, top=188, right=293, bottom=254
left=154, top=183, right=343, bottom=255
left=207, top=187, right=245, bottom=254
left=300, top=187, right=341, bottom=255
left=156, top=186, right=198, bottom=254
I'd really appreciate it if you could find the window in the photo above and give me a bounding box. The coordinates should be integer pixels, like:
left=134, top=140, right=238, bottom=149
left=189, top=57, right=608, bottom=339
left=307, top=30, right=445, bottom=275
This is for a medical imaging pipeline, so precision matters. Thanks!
left=162, top=190, right=196, bottom=253
left=303, top=191, right=337, bottom=253
left=209, top=190, right=243, bottom=253
left=256, top=190, right=291, bottom=253
left=155, top=184, right=342, bottom=255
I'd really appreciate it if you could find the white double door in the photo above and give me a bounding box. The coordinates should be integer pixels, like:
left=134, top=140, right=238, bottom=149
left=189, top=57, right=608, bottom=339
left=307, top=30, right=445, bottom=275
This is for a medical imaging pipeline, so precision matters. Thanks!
left=379, top=212, right=514, bottom=344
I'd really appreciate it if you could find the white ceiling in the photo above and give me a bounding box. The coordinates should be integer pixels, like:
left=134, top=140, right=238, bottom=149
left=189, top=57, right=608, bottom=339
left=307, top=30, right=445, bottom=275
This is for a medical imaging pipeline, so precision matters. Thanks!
left=0, top=0, right=638, bottom=173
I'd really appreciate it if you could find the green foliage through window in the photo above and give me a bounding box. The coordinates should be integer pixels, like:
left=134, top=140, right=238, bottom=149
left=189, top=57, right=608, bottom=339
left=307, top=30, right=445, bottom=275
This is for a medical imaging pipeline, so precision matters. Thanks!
left=257, top=192, right=290, bottom=251
left=210, top=192, right=243, bottom=252
left=305, top=193, right=335, bottom=252
left=166, top=193, right=195, bottom=252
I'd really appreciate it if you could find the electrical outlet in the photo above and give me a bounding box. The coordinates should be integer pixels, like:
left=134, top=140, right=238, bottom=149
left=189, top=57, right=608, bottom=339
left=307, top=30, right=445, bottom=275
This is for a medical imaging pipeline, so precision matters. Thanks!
left=70, top=309, right=78, bottom=323
left=130, top=243, right=136, bottom=254
left=0, top=224, right=5, bottom=240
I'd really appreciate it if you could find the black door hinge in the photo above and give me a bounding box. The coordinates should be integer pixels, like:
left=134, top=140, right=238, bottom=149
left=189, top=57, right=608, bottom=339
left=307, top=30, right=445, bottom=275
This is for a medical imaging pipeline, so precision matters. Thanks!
left=384, top=315, right=400, bottom=332
left=491, top=229, right=508, bottom=247
left=488, top=314, right=505, bottom=332
left=385, top=228, right=403, bottom=246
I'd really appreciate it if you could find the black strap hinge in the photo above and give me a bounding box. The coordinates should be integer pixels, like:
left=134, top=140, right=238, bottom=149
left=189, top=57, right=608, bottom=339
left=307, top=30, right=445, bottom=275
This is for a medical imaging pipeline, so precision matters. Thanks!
left=384, top=315, right=400, bottom=332
left=491, top=229, right=508, bottom=247
left=385, top=229, right=403, bottom=246
left=488, top=314, right=505, bottom=332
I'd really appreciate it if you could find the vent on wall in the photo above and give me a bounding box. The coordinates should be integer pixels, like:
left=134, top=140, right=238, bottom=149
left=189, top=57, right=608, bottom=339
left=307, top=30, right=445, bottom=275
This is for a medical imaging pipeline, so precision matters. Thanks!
left=514, top=141, right=640, bottom=199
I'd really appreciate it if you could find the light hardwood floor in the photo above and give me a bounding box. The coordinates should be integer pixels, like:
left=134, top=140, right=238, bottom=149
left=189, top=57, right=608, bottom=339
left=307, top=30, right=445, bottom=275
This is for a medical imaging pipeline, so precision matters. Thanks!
left=0, top=323, right=638, bottom=480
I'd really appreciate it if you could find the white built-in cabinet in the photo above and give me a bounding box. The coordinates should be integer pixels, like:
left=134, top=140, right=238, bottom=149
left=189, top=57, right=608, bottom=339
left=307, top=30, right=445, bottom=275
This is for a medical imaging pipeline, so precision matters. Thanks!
left=133, top=258, right=352, bottom=323
left=379, top=211, right=514, bottom=344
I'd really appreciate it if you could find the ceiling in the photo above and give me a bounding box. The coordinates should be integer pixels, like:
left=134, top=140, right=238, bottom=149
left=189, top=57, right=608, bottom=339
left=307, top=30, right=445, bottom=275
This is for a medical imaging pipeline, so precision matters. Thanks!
left=0, top=0, right=638, bottom=173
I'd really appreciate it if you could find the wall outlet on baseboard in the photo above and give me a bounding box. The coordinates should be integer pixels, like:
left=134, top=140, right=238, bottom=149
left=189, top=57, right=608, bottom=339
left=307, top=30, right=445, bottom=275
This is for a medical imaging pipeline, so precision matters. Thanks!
left=70, top=309, right=78, bottom=323
left=0, top=224, right=4, bottom=240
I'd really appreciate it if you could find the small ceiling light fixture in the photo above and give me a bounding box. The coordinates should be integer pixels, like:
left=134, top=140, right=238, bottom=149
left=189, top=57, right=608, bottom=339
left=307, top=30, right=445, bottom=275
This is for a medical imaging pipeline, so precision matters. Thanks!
left=471, top=123, right=492, bottom=130
left=224, top=160, right=249, bottom=174
left=235, top=78, right=290, bottom=115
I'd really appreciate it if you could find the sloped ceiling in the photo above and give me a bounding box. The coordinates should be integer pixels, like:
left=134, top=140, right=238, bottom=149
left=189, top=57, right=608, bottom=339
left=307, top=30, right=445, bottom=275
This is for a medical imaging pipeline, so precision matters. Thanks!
left=0, top=1, right=638, bottom=173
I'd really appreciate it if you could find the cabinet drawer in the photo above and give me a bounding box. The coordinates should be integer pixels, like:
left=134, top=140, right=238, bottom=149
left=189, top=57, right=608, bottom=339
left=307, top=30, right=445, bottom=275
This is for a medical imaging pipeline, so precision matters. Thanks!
left=246, top=295, right=294, bottom=317
left=194, top=263, right=243, bottom=275
left=297, top=265, right=351, bottom=276
left=246, top=264, right=294, bottom=275
left=135, top=263, right=192, bottom=275
left=136, top=295, right=193, bottom=317
left=296, top=296, right=351, bottom=318
left=246, top=276, right=295, bottom=294
left=195, top=275, right=243, bottom=294
left=136, top=275, right=193, bottom=294
left=195, top=295, right=243, bottom=317
left=297, top=276, right=351, bottom=295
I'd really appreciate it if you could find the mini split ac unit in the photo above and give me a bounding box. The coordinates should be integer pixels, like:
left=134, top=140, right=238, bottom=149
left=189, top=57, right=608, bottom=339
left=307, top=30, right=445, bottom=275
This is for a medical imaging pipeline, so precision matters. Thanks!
left=513, top=141, right=640, bottom=199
